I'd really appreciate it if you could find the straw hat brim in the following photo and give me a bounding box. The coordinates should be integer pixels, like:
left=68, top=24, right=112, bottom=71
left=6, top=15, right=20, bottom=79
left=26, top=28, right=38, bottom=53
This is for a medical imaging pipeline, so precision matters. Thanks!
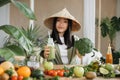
left=44, top=8, right=81, bottom=32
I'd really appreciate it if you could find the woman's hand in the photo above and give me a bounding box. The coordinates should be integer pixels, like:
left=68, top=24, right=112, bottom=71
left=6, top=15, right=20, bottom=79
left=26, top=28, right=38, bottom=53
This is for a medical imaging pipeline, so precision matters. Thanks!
left=44, top=46, right=50, bottom=59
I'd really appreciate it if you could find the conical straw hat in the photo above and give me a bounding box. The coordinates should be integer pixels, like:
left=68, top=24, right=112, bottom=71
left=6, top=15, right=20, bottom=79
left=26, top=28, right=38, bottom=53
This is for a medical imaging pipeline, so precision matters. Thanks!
left=44, top=8, right=81, bottom=31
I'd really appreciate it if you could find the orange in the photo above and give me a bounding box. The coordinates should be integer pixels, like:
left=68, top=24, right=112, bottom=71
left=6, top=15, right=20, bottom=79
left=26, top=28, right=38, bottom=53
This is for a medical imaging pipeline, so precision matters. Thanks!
left=17, top=66, right=31, bottom=78
left=0, top=66, right=4, bottom=75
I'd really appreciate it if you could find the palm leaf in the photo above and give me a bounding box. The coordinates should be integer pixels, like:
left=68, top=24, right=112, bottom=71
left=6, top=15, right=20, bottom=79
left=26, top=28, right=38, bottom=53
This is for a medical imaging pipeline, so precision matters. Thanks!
left=11, top=0, right=36, bottom=20
left=0, top=0, right=11, bottom=7
left=0, top=48, right=14, bottom=61
left=6, top=45, right=25, bottom=56
left=0, top=45, right=25, bottom=62
left=21, top=26, right=40, bottom=43
left=0, top=25, right=33, bottom=55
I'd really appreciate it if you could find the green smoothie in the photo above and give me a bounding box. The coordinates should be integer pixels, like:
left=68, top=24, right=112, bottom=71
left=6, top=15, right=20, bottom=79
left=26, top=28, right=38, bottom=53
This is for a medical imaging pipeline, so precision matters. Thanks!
left=48, top=46, right=55, bottom=60
left=47, top=31, right=55, bottom=60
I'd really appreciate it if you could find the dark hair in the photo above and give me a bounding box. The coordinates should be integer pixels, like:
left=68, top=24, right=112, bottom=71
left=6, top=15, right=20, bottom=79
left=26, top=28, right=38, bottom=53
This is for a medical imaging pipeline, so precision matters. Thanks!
left=51, top=17, right=74, bottom=48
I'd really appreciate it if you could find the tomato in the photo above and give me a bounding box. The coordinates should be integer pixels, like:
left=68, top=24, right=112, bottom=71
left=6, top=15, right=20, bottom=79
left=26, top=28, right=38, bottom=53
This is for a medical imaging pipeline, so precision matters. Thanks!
left=44, top=70, right=48, bottom=75
left=18, top=75, right=24, bottom=80
left=60, top=69, right=65, bottom=72
left=48, top=70, right=54, bottom=76
left=51, top=70, right=57, bottom=76
left=11, top=76, right=17, bottom=80
left=56, top=69, right=60, bottom=73
left=57, top=70, right=64, bottom=77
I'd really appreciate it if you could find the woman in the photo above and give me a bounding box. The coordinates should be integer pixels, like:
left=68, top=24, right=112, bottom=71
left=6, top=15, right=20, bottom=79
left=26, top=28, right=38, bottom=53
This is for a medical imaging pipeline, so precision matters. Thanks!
left=40, top=8, right=102, bottom=65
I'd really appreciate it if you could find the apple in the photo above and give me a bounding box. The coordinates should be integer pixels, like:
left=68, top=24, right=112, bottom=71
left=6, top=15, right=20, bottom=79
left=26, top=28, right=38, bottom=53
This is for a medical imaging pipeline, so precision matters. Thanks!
left=105, top=63, right=114, bottom=71
left=74, top=66, right=84, bottom=78
left=43, top=61, right=53, bottom=70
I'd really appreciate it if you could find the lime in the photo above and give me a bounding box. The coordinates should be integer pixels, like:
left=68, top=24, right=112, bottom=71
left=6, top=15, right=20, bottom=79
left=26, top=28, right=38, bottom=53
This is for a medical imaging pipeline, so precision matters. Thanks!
left=99, top=67, right=109, bottom=75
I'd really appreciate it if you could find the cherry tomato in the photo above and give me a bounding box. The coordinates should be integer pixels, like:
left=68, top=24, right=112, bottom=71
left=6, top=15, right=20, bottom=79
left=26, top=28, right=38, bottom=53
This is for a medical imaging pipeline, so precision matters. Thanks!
left=56, top=69, right=60, bottom=73
left=11, top=76, right=17, bottom=80
left=44, top=70, right=48, bottom=75
left=51, top=70, right=57, bottom=76
left=48, top=70, right=54, bottom=76
left=57, top=70, right=64, bottom=77
left=18, top=75, right=24, bottom=80
left=60, top=69, right=65, bottom=72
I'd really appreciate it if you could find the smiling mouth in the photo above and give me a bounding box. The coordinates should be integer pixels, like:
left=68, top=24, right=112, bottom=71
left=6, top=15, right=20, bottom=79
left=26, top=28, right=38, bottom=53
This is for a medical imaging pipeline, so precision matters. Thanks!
left=58, top=27, right=64, bottom=29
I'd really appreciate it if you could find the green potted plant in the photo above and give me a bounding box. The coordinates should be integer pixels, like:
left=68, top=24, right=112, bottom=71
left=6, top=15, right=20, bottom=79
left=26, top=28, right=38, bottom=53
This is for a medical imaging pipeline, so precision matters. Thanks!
left=100, top=16, right=120, bottom=49
left=0, top=0, right=37, bottom=62
left=0, top=25, right=41, bottom=62
left=100, top=16, right=120, bottom=64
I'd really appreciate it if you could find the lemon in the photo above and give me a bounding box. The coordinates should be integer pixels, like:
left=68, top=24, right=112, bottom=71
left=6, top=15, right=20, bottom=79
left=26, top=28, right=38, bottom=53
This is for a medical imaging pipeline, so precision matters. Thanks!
left=99, top=67, right=109, bottom=75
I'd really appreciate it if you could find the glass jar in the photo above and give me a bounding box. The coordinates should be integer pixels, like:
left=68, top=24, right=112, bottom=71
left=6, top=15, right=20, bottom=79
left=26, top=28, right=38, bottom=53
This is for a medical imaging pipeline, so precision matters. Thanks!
left=27, top=55, right=40, bottom=69
left=14, top=56, right=25, bottom=69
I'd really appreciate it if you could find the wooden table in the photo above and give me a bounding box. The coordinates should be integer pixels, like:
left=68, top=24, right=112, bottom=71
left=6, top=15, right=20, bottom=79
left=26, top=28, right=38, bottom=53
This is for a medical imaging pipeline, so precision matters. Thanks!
left=52, top=77, right=120, bottom=80
left=41, top=65, right=120, bottom=80
left=45, top=75, right=120, bottom=80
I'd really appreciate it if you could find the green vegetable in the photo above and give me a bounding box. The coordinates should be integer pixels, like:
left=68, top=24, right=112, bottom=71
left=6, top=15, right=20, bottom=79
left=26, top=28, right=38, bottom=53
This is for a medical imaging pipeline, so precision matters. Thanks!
left=74, top=38, right=93, bottom=55
left=31, top=69, right=44, bottom=79
left=63, top=66, right=74, bottom=77
left=5, top=68, right=14, bottom=76
left=23, top=77, right=33, bottom=80
left=49, top=76, right=60, bottom=80
left=83, top=60, right=100, bottom=74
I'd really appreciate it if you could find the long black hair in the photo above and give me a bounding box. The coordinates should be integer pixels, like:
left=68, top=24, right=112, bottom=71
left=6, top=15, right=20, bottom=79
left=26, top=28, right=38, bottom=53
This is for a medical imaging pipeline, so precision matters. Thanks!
left=51, top=17, right=74, bottom=49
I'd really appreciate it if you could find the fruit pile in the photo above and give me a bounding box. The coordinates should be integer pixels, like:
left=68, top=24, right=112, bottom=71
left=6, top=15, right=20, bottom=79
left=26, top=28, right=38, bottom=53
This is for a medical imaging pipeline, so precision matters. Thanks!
left=0, top=61, right=32, bottom=80
left=44, top=66, right=86, bottom=78
left=0, top=60, right=119, bottom=80
left=43, top=60, right=120, bottom=79
left=43, top=61, right=96, bottom=79
left=99, top=63, right=116, bottom=78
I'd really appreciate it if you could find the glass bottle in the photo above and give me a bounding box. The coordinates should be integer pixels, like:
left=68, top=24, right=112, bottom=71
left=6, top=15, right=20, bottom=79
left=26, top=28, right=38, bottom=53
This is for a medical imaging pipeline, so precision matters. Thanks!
left=47, top=31, right=55, bottom=60
left=106, top=44, right=113, bottom=64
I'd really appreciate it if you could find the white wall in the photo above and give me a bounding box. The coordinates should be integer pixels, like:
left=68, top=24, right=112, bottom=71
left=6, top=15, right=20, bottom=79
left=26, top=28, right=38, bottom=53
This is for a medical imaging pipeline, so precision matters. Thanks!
left=115, top=0, right=120, bottom=51
left=0, top=4, right=10, bottom=48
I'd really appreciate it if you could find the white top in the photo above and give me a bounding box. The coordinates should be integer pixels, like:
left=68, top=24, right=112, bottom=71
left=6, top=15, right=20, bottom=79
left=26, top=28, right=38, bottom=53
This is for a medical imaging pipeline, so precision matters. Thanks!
left=70, top=50, right=102, bottom=65
left=58, top=36, right=102, bottom=65
left=58, top=37, right=68, bottom=64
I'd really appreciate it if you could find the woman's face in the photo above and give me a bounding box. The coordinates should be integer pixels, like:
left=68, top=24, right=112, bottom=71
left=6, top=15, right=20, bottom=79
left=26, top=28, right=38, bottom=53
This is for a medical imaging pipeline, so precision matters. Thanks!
left=56, top=17, right=68, bottom=35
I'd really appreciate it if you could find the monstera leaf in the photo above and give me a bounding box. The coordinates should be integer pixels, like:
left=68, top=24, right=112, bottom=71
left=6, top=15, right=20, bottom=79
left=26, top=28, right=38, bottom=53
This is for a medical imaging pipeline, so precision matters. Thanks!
left=100, top=16, right=120, bottom=45
left=74, top=38, right=93, bottom=55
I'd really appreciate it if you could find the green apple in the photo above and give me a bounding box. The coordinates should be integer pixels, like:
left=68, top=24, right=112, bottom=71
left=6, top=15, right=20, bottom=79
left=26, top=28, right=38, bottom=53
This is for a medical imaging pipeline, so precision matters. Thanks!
left=43, top=61, right=53, bottom=70
left=105, top=63, right=114, bottom=71
left=74, top=66, right=84, bottom=78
